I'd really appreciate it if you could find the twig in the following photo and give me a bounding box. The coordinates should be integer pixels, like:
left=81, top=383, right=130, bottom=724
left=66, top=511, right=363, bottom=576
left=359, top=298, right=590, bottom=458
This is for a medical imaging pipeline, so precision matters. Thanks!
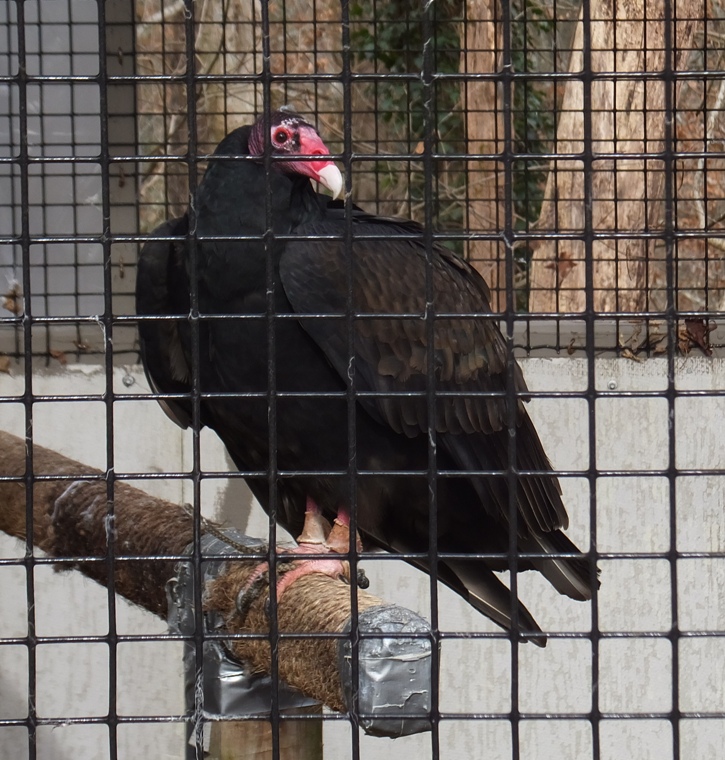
left=696, top=73, right=725, bottom=251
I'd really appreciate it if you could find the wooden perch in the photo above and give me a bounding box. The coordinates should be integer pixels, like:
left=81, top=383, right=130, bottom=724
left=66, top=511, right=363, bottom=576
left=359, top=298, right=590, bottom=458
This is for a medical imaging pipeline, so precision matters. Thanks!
left=0, top=431, right=385, bottom=713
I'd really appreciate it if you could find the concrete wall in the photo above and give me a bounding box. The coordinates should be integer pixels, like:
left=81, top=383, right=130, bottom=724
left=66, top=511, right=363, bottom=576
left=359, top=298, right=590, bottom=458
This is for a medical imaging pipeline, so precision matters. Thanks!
left=1, top=357, right=723, bottom=759
left=0, top=0, right=138, bottom=360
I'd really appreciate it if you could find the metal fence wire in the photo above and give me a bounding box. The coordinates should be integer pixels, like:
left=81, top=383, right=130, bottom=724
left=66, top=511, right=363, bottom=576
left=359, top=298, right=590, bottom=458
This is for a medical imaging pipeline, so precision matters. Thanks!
left=1, top=0, right=724, bottom=758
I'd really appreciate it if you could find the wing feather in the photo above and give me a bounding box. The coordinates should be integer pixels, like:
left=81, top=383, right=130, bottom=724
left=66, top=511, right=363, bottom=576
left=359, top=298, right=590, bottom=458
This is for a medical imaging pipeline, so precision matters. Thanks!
left=280, top=215, right=568, bottom=536
left=136, top=215, right=193, bottom=430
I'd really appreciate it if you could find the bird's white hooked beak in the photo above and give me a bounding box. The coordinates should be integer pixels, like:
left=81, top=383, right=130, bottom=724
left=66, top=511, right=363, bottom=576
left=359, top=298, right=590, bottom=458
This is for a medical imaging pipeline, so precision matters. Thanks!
left=315, top=163, right=344, bottom=200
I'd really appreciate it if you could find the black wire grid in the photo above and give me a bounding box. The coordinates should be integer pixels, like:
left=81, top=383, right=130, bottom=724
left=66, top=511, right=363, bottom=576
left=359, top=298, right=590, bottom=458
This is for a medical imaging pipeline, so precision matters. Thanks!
left=1, top=1, right=724, bottom=759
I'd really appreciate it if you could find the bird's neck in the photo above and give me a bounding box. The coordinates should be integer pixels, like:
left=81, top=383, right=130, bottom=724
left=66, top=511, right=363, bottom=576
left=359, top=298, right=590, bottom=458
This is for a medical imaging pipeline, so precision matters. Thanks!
left=190, top=164, right=325, bottom=302
left=196, top=163, right=323, bottom=237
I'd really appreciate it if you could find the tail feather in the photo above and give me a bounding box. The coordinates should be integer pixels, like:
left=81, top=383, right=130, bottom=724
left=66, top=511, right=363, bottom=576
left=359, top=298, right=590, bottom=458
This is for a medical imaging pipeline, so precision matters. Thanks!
left=444, top=558, right=547, bottom=647
left=519, top=530, right=596, bottom=602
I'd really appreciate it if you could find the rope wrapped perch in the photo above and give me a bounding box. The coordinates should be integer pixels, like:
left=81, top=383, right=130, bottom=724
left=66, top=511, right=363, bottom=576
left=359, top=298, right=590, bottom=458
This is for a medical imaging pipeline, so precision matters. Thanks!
left=0, top=431, right=431, bottom=736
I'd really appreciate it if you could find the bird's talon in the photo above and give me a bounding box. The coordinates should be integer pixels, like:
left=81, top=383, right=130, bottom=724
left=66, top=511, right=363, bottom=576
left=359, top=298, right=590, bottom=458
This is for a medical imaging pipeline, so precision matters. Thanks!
left=357, top=569, right=370, bottom=589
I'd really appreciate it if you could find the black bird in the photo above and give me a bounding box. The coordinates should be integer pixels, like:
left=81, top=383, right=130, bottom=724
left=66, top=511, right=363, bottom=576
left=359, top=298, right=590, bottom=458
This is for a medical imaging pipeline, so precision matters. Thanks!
left=136, top=110, right=594, bottom=644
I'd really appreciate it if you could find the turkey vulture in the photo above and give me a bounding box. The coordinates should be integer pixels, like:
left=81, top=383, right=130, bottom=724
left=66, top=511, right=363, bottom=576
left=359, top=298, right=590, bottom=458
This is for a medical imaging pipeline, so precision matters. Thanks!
left=136, top=110, right=594, bottom=645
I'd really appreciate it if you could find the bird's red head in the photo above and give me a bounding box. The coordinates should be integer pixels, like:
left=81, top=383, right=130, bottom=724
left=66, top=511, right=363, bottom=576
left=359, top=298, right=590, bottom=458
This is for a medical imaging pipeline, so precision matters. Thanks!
left=248, top=110, right=343, bottom=199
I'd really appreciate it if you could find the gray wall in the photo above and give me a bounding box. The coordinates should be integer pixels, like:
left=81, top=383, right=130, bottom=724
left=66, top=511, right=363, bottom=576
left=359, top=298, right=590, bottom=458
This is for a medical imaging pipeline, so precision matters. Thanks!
left=0, top=0, right=137, bottom=359
left=1, top=357, right=723, bottom=759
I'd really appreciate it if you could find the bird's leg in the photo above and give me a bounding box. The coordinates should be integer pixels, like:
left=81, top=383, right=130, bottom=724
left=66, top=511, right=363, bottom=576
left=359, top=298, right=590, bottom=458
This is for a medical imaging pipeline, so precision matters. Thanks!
left=323, top=505, right=364, bottom=554
left=295, top=496, right=332, bottom=546
left=326, top=505, right=369, bottom=589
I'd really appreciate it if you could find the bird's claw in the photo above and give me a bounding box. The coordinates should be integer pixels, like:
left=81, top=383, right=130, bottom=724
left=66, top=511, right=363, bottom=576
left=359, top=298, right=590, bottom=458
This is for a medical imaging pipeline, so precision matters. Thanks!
left=338, top=567, right=369, bottom=589
left=357, top=568, right=370, bottom=589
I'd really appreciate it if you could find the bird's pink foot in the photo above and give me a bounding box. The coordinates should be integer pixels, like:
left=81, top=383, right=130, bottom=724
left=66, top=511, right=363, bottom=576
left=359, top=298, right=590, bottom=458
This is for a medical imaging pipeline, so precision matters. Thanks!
left=275, top=499, right=357, bottom=595
left=235, top=499, right=369, bottom=621
left=235, top=543, right=351, bottom=621
left=275, top=547, right=350, bottom=597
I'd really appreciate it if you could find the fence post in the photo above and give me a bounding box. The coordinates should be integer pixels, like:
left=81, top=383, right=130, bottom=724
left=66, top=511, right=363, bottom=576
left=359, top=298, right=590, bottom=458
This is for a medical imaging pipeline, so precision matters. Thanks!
left=207, top=706, right=323, bottom=760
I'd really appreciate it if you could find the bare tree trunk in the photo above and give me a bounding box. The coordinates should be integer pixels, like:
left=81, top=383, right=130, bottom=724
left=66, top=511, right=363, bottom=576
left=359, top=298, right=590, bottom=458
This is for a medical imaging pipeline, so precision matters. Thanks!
left=135, top=0, right=261, bottom=231
left=463, top=0, right=505, bottom=310
left=268, top=0, right=343, bottom=115
left=529, top=0, right=699, bottom=313
left=196, top=0, right=262, bottom=147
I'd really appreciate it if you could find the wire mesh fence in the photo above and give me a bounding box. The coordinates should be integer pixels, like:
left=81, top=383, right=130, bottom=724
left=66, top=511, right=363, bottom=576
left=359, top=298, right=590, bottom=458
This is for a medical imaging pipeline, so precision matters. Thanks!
left=1, top=1, right=724, bottom=759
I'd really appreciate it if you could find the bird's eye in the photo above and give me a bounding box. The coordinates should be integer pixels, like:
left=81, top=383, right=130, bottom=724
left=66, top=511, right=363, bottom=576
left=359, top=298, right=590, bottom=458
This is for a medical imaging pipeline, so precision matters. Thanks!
left=273, top=129, right=289, bottom=145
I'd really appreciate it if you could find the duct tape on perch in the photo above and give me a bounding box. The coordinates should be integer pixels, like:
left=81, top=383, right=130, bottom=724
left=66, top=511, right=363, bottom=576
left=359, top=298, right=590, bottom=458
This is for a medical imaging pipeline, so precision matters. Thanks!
left=167, top=530, right=433, bottom=737
left=341, top=606, right=433, bottom=738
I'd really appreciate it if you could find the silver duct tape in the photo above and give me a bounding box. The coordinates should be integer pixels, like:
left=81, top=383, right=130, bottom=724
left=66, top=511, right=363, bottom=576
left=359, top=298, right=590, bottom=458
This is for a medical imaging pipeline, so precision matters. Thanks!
left=166, top=530, right=319, bottom=717
left=340, top=605, right=433, bottom=738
